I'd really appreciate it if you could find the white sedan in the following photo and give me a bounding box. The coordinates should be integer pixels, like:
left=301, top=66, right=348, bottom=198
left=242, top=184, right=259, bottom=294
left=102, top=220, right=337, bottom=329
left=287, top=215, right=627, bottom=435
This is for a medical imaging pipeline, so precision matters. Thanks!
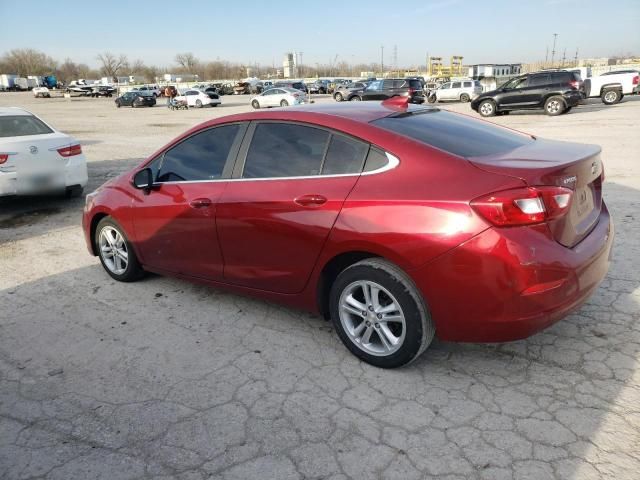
left=0, top=107, right=88, bottom=197
left=175, top=89, right=221, bottom=108
left=250, top=87, right=307, bottom=109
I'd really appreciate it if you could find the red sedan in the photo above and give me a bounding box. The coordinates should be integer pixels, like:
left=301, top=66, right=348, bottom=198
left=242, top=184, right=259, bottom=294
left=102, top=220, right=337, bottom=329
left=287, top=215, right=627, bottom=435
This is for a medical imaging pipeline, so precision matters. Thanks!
left=82, top=99, right=613, bottom=368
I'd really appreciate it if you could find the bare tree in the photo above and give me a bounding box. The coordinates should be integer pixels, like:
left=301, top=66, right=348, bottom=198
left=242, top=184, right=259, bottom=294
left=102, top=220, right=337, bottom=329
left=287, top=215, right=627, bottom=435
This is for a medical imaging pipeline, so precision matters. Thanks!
left=96, top=52, right=128, bottom=78
left=174, top=52, right=199, bottom=72
left=0, top=48, right=56, bottom=75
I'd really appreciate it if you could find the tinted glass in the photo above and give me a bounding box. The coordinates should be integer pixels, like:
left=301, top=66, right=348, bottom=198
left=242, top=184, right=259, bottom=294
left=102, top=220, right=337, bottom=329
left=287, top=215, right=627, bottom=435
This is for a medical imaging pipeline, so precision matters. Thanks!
left=373, top=110, right=534, bottom=158
left=382, top=80, right=395, bottom=89
left=157, top=124, right=240, bottom=182
left=363, top=147, right=388, bottom=172
left=0, top=115, right=53, bottom=137
left=409, top=80, right=422, bottom=89
left=322, top=135, right=368, bottom=175
left=451, top=82, right=461, bottom=88
left=463, top=81, right=472, bottom=87
left=367, top=81, right=382, bottom=91
left=528, top=75, right=549, bottom=87
left=393, top=80, right=406, bottom=88
left=243, top=123, right=329, bottom=178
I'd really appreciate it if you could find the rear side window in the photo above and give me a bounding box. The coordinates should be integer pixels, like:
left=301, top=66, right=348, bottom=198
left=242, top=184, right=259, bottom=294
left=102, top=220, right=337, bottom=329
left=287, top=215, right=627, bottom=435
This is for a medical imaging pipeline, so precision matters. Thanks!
left=528, top=75, right=549, bottom=86
left=243, top=123, right=329, bottom=178
left=409, top=80, right=423, bottom=89
left=0, top=115, right=53, bottom=137
left=451, top=82, right=461, bottom=88
left=363, top=147, right=389, bottom=172
left=463, top=81, right=472, bottom=87
left=322, top=135, right=368, bottom=175
left=157, top=124, right=240, bottom=182
left=372, top=110, right=534, bottom=158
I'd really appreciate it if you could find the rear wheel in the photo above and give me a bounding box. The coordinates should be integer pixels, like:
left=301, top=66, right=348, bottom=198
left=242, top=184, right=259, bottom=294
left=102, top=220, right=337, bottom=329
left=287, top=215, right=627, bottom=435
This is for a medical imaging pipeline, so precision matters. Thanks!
left=460, top=93, right=470, bottom=102
left=478, top=99, right=496, bottom=117
left=280, top=99, right=289, bottom=107
left=427, top=94, right=437, bottom=103
left=251, top=99, right=260, bottom=109
left=334, top=92, right=343, bottom=102
left=349, top=95, right=361, bottom=101
left=330, top=258, right=435, bottom=368
left=601, top=89, right=621, bottom=105
left=544, top=96, right=566, bottom=116
left=95, top=217, right=144, bottom=282
left=195, top=99, right=203, bottom=108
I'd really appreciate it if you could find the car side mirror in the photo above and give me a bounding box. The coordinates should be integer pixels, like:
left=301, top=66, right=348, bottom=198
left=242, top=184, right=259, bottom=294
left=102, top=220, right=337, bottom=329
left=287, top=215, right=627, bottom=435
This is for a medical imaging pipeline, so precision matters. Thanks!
left=133, top=168, right=154, bottom=194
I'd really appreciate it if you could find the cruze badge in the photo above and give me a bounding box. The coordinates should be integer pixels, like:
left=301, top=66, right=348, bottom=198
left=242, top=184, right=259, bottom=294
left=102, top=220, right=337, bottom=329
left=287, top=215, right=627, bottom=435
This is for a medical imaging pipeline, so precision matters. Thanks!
left=591, top=161, right=598, bottom=175
left=562, top=175, right=577, bottom=185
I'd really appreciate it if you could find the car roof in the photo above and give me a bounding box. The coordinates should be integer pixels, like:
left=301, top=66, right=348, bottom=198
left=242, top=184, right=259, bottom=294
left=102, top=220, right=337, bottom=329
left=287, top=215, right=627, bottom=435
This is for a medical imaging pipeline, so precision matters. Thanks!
left=0, top=107, right=32, bottom=117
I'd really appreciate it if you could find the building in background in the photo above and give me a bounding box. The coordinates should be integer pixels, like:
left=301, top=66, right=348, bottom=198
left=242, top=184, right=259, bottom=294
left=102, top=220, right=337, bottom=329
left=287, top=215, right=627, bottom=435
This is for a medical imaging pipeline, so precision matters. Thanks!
left=467, top=63, right=522, bottom=91
left=282, top=53, right=297, bottom=78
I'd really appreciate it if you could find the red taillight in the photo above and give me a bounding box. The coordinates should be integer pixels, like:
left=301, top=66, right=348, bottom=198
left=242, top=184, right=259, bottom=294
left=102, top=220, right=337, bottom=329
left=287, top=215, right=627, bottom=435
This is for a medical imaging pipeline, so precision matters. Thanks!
left=0, top=154, right=8, bottom=164
left=471, top=186, right=573, bottom=227
left=57, top=144, right=82, bottom=157
left=633, top=75, right=639, bottom=85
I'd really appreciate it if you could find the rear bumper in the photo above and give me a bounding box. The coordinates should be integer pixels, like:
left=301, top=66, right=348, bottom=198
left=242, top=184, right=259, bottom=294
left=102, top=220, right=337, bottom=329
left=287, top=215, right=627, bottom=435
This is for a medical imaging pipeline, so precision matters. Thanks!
left=410, top=203, right=614, bottom=342
left=564, top=92, right=583, bottom=107
left=0, top=156, right=87, bottom=197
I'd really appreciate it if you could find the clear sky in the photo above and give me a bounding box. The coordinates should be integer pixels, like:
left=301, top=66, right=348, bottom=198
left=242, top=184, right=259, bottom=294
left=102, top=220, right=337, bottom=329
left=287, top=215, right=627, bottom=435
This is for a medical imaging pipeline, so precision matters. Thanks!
left=1, top=0, right=639, bottom=68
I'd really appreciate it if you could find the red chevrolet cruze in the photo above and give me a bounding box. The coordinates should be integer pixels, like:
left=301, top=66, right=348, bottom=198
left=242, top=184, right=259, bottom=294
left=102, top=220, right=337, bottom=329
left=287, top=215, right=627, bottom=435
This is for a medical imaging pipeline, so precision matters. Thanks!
left=83, top=99, right=613, bottom=368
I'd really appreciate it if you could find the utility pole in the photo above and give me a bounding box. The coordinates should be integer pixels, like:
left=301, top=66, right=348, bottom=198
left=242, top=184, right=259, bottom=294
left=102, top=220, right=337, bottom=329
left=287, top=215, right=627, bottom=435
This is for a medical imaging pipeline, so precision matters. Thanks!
left=551, top=33, right=558, bottom=66
left=299, top=52, right=303, bottom=78
left=393, top=45, right=398, bottom=76
left=545, top=46, right=549, bottom=66
left=561, top=48, right=566, bottom=67
left=574, top=47, right=579, bottom=66
left=381, top=45, right=384, bottom=77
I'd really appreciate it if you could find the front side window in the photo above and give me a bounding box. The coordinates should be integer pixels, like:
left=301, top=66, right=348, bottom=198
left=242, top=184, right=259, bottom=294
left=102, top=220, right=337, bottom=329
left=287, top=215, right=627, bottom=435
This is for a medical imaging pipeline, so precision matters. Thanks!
left=440, top=83, right=451, bottom=89
left=157, top=124, right=240, bottom=182
left=366, top=80, right=382, bottom=91
left=0, top=115, right=53, bottom=137
left=243, top=123, right=329, bottom=178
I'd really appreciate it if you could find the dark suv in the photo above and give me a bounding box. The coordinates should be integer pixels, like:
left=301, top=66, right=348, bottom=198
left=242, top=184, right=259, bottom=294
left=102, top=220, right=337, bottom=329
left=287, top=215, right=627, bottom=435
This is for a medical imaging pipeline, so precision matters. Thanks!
left=470, top=71, right=583, bottom=117
left=346, top=78, right=425, bottom=104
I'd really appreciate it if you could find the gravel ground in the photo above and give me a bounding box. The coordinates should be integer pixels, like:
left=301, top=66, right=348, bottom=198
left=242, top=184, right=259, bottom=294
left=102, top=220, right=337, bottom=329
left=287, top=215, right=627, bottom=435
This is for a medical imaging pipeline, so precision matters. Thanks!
left=1, top=92, right=639, bottom=480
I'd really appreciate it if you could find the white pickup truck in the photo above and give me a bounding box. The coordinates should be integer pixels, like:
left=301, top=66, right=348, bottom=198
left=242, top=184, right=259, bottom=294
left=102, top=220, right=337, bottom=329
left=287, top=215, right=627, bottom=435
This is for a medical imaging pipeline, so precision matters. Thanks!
left=584, top=71, right=640, bottom=105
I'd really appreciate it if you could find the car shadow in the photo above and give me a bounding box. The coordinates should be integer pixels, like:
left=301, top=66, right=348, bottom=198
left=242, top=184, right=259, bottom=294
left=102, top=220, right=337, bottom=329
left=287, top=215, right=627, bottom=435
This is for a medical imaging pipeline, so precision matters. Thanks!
left=1, top=171, right=637, bottom=477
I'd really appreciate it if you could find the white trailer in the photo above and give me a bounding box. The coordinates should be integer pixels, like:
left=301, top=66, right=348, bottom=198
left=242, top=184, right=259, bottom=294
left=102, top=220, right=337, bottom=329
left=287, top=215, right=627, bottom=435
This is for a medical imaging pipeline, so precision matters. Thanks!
left=0, top=74, right=18, bottom=90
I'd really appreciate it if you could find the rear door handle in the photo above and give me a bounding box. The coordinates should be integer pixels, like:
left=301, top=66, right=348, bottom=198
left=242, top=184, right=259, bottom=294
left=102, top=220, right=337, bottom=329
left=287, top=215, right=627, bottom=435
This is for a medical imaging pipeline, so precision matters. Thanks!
left=294, top=194, right=327, bottom=207
left=189, top=198, right=212, bottom=208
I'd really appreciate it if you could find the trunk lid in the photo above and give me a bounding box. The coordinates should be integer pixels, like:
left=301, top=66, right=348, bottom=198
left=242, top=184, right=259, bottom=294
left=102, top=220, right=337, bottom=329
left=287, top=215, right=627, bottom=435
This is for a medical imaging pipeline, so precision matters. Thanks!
left=469, top=138, right=603, bottom=248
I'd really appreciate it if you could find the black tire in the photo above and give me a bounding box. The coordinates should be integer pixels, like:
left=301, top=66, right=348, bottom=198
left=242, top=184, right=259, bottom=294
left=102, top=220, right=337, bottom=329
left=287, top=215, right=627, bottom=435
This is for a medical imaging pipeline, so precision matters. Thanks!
left=349, top=95, right=361, bottom=101
left=544, top=96, right=566, bottom=116
left=329, top=258, right=435, bottom=368
left=427, top=95, right=437, bottom=104
left=601, top=89, right=621, bottom=105
left=280, top=99, right=289, bottom=107
left=460, top=93, right=470, bottom=103
left=478, top=99, right=497, bottom=117
left=94, top=217, right=144, bottom=282
left=65, top=185, right=83, bottom=198
left=334, top=92, right=343, bottom=102
left=251, top=99, right=260, bottom=109
left=116, top=101, right=121, bottom=108
left=195, top=99, right=203, bottom=108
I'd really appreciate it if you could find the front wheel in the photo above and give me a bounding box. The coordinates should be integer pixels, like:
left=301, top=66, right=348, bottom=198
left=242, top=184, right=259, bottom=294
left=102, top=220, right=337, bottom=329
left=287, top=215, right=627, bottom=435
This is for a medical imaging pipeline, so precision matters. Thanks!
left=330, top=258, right=435, bottom=368
left=349, top=96, right=361, bottom=101
left=544, top=96, right=566, bottom=116
left=427, top=95, right=437, bottom=104
left=116, top=101, right=121, bottom=108
left=280, top=99, right=289, bottom=107
left=478, top=99, right=496, bottom=117
left=334, top=92, right=343, bottom=102
left=95, top=217, right=144, bottom=282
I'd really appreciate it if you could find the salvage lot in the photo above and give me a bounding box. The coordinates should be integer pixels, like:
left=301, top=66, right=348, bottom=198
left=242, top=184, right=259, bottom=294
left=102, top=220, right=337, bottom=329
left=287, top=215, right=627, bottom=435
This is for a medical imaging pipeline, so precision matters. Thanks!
left=1, top=92, right=639, bottom=479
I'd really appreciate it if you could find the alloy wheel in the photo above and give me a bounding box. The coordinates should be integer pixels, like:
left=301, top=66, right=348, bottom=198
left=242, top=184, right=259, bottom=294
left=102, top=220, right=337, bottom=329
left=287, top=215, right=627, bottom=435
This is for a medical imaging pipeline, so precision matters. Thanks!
left=480, top=102, right=493, bottom=115
left=338, top=280, right=406, bottom=356
left=604, top=91, right=618, bottom=103
left=547, top=100, right=561, bottom=114
left=99, top=226, right=128, bottom=275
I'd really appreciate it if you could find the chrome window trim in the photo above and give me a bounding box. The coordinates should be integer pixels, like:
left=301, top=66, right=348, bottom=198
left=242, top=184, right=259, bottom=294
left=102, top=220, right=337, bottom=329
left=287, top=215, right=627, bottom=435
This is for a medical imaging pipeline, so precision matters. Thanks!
left=152, top=152, right=399, bottom=185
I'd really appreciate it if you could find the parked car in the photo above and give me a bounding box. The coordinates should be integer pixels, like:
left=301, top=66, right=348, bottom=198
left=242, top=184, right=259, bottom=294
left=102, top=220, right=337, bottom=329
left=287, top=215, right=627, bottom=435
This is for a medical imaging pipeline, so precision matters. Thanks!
left=132, top=85, right=161, bottom=97
left=470, top=71, right=584, bottom=117
left=308, top=80, right=330, bottom=94
left=250, top=87, right=306, bottom=108
left=1, top=107, right=87, bottom=197
left=346, top=78, right=425, bottom=103
left=328, top=79, right=349, bottom=94
left=274, top=81, right=308, bottom=93
left=584, top=71, right=640, bottom=104
left=115, top=91, right=156, bottom=108
left=90, top=86, right=116, bottom=97
left=81, top=99, right=613, bottom=368
left=175, top=89, right=221, bottom=108
left=600, top=69, right=639, bottom=76
left=333, top=82, right=368, bottom=102
left=32, top=87, right=51, bottom=98
left=428, top=80, right=483, bottom=103
left=234, top=82, right=252, bottom=95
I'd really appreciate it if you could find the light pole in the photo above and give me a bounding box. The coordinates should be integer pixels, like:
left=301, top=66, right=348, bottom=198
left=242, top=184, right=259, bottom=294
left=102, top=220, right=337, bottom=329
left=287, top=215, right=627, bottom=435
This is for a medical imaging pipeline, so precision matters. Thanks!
left=381, top=45, right=384, bottom=77
left=551, top=33, right=558, bottom=67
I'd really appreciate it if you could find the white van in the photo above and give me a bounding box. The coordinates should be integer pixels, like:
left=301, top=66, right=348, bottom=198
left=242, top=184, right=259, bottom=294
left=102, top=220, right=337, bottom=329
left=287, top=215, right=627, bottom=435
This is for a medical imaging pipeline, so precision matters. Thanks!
left=428, top=80, right=483, bottom=103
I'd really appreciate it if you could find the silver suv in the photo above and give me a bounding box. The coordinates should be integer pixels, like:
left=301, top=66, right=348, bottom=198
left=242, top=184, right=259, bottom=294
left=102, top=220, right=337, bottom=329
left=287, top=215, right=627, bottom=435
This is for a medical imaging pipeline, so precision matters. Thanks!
left=428, top=80, right=482, bottom=103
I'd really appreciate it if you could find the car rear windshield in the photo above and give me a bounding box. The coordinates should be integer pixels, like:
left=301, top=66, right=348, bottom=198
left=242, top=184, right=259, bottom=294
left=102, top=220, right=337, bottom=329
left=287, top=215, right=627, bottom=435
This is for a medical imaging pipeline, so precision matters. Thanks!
left=0, top=115, right=53, bottom=137
left=372, top=110, right=534, bottom=157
